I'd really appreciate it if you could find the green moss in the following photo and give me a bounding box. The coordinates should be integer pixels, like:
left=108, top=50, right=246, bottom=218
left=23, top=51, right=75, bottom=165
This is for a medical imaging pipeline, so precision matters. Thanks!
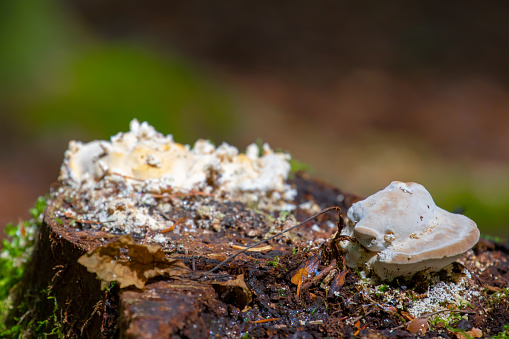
left=289, top=158, right=314, bottom=177
left=0, top=196, right=47, bottom=335
left=429, top=311, right=464, bottom=332
left=487, top=288, right=509, bottom=307
left=267, top=256, right=282, bottom=268
left=494, top=325, right=509, bottom=339
left=481, top=233, right=506, bottom=243
left=277, top=210, right=291, bottom=223
left=3, top=288, right=63, bottom=338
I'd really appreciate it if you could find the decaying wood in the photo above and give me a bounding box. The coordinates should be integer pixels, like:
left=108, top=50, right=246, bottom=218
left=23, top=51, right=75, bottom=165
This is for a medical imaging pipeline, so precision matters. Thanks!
left=7, top=174, right=509, bottom=337
left=5, top=174, right=358, bottom=337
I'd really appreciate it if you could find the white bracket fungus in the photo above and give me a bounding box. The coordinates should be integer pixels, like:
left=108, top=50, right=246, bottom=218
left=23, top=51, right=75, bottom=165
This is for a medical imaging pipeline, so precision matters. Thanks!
left=341, top=181, right=480, bottom=281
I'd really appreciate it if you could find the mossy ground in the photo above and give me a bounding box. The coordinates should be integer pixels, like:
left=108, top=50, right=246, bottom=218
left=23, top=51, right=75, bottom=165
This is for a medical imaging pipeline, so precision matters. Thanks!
left=0, top=197, right=65, bottom=338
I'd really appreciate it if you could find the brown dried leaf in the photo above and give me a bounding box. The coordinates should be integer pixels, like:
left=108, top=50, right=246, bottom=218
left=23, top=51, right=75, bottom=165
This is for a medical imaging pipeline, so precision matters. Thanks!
left=406, top=318, right=428, bottom=334
left=212, top=274, right=252, bottom=310
left=78, top=235, right=188, bottom=289
left=456, top=328, right=483, bottom=339
left=467, top=328, right=483, bottom=338
left=337, top=269, right=348, bottom=286
left=291, top=268, right=305, bottom=285
left=486, top=285, right=503, bottom=293
left=291, top=255, right=321, bottom=286
left=400, top=310, right=414, bottom=321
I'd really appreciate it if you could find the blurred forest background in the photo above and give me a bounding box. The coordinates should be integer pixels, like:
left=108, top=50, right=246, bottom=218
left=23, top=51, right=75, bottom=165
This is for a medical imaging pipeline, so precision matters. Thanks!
left=1, top=1, right=509, bottom=244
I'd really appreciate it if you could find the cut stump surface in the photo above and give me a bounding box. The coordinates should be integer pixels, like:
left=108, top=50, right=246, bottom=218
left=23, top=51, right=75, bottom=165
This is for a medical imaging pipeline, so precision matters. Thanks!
left=7, top=174, right=509, bottom=338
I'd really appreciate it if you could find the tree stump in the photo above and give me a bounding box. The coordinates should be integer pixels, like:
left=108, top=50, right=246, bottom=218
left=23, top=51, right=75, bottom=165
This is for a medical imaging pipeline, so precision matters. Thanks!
left=5, top=174, right=509, bottom=338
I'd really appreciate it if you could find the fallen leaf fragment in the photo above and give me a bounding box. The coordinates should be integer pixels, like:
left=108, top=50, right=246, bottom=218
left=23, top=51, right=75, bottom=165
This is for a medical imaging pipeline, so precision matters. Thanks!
left=212, top=274, right=253, bottom=310
left=291, top=268, right=305, bottom=285
left=406, top=318, right=428, bottom=335
left=467, top=328, right=482, bottom=338
left=337, top=269, right=348, bottom=286
left=400, top=310, right=414, bottom=321
left=327, top=269, right=348, bottom=298
left=456, top=327, right=483, bottom=339
left=486, top=285, right=503, bottom=293
left=291, top=254, right=321, bottom=289
left=78, top=235, right=189, bottom=289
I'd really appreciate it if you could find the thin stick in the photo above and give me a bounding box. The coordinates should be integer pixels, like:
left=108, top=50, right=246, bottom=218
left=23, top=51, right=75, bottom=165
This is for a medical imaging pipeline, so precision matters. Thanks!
left=301, top=259, right=337, bottom=290
left=231, top=244, right=273, bottom=252
left=250, top=318, right=280, bottom=324
left=207, top=206, right=341, bottom=273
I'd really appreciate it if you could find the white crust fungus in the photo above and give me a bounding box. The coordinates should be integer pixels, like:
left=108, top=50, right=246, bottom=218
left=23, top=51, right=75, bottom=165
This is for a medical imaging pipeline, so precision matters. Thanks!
left=59, top=120, right=296, bottom=206
left=341, top=181, right=480, bottom=281
left=55, top=120, right=297, bottom=235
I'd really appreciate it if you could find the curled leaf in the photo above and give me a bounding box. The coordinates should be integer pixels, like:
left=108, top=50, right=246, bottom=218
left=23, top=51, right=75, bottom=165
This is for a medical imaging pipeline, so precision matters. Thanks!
left=467, top=328, right=482, bottom=338
left=291, top=254, right=321, bottom=286
left=212, top=274, right=252, bottom=310
left=78, top=235, right=188, bottom=289
left=291, top=268, right=305, bottom=286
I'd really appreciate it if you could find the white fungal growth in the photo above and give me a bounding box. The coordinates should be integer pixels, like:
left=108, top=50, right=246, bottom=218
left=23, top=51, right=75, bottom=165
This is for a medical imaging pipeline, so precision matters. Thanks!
left=408, top=280, right=474, bottom=318
left=59, top=119, right=296, bottom=207
left=341, top=181, right=480, bottom=281
left=56, top=120, right=297, bottom=235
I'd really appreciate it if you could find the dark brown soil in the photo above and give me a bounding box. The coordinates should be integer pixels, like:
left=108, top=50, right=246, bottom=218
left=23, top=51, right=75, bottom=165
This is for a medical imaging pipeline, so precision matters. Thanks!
left=8, top=174, right=509, bottom=338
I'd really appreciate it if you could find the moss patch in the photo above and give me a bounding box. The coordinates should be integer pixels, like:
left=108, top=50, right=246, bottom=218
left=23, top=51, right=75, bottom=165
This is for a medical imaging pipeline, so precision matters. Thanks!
left=0, top=196, right=47, bottom=336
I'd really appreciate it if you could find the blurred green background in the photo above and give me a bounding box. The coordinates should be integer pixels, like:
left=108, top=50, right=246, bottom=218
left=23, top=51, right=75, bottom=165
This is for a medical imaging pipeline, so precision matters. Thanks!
left=1, top=1, right=509, bottom=242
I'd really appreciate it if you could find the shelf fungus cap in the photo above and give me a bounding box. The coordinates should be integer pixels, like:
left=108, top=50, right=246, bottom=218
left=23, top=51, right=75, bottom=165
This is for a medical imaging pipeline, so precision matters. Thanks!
left=342, top=181, right=480, bottom=281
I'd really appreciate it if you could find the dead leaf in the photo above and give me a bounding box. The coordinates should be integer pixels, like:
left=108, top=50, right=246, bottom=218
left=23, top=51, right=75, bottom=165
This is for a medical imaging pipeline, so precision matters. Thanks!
left=327, top=269, right=348, bottom=298
left=467, top=328, right=482, bottom=338
left=78, top=235, right=188, bottom=289
left=406, top=318, right=428, bottom=335
left=486, top=285, right=503, bottom=293
left=291, top=268, right=305, bottom=285
left=400, top=310, right=414, bottom=321
left=291, top=255, right=321, bottom=287
left=456, top=328, right=483, bottom=339
left=212, top=274, right=253, bottom=310
left=337, top=269, right=348, bottom=286
left=378, top=304, right=398, bottom=314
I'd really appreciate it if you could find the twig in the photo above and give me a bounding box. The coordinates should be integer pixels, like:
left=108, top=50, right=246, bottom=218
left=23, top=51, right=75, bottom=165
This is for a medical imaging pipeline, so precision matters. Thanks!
left=230, top=244, right=273, bottom=252
left=250, top=318, right=280, bottom=324
left=61, top=212, right=102, bottom=225
left=207, top=206, right=341, bottom=273
left=301, top=259, right=337, bottom=291
left=351, top=309, right=375, bottom=325
left=161, top=218, right=187, bottom=233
